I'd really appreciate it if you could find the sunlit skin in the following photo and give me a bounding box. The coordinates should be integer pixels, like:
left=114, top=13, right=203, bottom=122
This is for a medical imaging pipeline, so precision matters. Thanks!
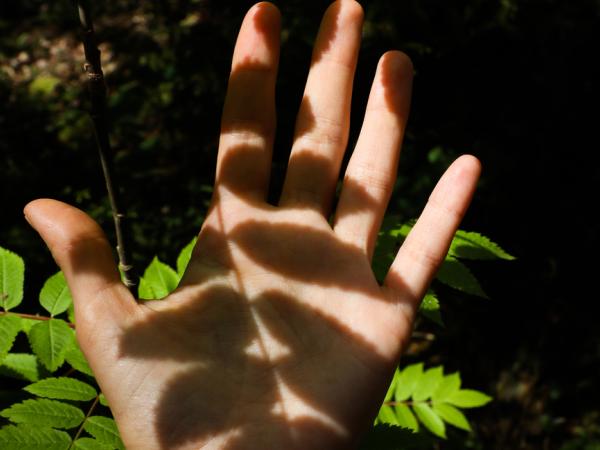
left=24, top=1, right=480, bottom=449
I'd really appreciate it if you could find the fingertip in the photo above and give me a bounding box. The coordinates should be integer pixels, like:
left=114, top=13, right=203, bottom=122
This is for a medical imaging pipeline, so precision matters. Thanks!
left=451, top=154, right=482, bottom=183
left=380, top=50, right=414, bottom=78
left=249, top=2, right=281, bottom=31
left=329, top=0, right=364, bottom=25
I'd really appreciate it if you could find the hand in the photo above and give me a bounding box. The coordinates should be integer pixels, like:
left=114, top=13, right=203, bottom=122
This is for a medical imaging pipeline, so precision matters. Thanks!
left=24, top=1, right=480, bottom=449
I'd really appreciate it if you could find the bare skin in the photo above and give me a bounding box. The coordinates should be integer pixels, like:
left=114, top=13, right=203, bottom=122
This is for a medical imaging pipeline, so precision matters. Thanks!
left=24, top=1, right=481, bottom=449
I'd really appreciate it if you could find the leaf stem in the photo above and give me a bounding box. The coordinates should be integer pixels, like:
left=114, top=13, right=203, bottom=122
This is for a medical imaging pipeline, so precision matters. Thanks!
left=76, top=0, right=137, bottom=291
left=0, top=311, right=75, bottom=329
left=69, top=394, right=100, bottom=448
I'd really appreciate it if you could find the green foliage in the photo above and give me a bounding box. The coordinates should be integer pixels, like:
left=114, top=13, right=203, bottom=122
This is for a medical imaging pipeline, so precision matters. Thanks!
left=0, top=424, right=71, bottom=449
left=28, top=319, right=74, bottom=372
left=138, top=256, right=180, bottom=299
left=449, top=231, right=515, bottom=261
left=437, top=256, right=488, bottom=299
left=374, top=221, right=514, bottom=325
left=0, top=398, right=84, bottom=429
left=376, top=364, right=491, bottom=439
left=176, top=237, right=197, bottom=276
left=73, top=437, right=114, bottom=450
left=0, top=315, right=22, bottom=361
left=0, top=222, right=505, bottom=447
left=0, top=353, right=46, bottom=382
left=83, top=416, right=125, bottom=449
left=0, top=245, right=112, bottom=447
left=24, top=377, right=97, bottom=401
left=39, top=272, right=73, bottom=317
left=0, top=247, right=25, bottom=311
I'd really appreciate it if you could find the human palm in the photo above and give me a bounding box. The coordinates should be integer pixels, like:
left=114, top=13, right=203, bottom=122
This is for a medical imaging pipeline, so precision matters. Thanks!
left=25, top=1, right=480, bottom=449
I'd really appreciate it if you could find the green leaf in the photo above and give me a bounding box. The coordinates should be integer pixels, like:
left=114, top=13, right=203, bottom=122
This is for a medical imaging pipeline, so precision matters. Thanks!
left=0, top=247, right=25, bottom=311
left=450, top=231, right=515, bottom=260
left=65, top=343, right=94, bottom=377
left=395, top=403, right=419, bottom=432
left=24, top=377, right=97, bottom=401
left=28, top=319, right=74, bottom=372
left=395, top=363, right=423, bottom=401
left=0, top=314, right=22, bottom=361
left=138, top=257, right=179, bottom=300
left=413, top=403, right=446, bottom=438
left=83, top=416, right=124, bottom=449
left=73, top=437, right=113, bottom=450
left=377, top=405, right=399, bottom=425
left=419, top=292, right=443, bottom=326
left=433, top=403, right=471, bottom=431
left=39, top=272, right=72, bottom=317
left=0, top=398, right=84, bottom=429
left=412, top=367, right=444, bottom=402
left=446, top=389, right=492, bottom=408
left=0, top=353, right=46, bottom=381
left=0, top=424, right=71, bottom=449
left=432, top=372, right=461, bottom=402
left=176, top=237, right=197, bottom=276
left=436, top=256, right=488, bottom=298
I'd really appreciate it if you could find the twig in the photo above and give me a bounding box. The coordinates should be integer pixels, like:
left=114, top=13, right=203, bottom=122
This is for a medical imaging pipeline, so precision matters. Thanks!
left=0, top=311, right=75, bottom=329
left=69, top=395, right=100, bottom=448
left=76, top=0, right=137, bottom=290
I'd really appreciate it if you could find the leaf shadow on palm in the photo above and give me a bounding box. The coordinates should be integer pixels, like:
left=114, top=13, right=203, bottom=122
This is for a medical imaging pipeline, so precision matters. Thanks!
left=86, top=5, right=415, bottom=448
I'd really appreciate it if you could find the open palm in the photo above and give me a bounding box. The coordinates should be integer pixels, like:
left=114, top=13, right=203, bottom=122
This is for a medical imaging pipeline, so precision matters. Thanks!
left=25, top=1, right=480, bottom=449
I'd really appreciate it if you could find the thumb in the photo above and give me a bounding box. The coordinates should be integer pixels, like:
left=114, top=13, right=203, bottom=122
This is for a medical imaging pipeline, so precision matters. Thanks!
left=24, top=199, right=138, bottom=329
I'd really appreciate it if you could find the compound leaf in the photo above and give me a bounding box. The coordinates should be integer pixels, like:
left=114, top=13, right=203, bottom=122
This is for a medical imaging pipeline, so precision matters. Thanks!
left=0, top=424, right=71, bottom=449
left=0, top=398, right=84, bottom=429
left=39, top=272, right=72, bottom=317
left=24, top=377, right=96, bottom=401
left=28, top=319, right=73, bottom=372
left=0, top=247, right=25, bottom=311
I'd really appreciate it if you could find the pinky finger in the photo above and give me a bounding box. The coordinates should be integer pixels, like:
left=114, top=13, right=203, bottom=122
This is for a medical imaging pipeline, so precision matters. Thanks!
left=383, top=155, right=481, bottom=318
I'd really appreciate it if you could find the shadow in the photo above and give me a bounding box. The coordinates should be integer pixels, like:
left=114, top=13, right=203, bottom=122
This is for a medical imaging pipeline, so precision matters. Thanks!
left=72, top=3, right=414, bottom=449
left=110, top=196, right=409, bottom=448
left=120, top=286, right=389, bottom=449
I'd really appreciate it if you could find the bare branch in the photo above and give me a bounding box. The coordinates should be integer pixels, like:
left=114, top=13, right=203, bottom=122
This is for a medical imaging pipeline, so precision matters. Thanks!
left=76, top=0, right=137, bottom=290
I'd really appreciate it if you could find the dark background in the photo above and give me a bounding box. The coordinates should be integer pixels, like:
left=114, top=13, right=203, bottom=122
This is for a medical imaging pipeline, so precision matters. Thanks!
left=1, top=0, right=598, bottom=448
